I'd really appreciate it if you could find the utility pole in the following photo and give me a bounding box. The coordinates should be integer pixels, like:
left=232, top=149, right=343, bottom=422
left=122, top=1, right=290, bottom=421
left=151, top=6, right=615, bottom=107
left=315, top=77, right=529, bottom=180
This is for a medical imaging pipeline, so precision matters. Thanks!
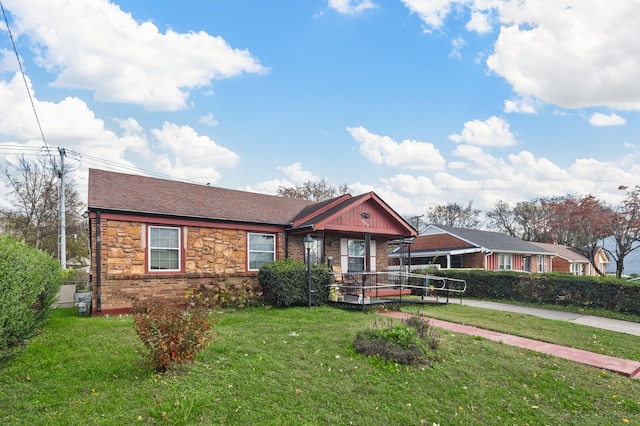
left=58, top=147, right=66, bottom=269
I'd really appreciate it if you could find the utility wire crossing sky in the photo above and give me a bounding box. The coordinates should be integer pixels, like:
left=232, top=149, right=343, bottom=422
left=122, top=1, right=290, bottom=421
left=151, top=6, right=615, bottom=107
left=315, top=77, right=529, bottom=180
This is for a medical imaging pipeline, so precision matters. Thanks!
left=1, top=0, right=639, bottom=216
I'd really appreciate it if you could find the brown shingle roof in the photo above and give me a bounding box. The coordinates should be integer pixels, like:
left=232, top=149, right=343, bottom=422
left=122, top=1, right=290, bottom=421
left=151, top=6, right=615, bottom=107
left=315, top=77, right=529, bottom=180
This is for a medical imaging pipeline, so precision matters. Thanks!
left=88, top=169, right=315, bottom=225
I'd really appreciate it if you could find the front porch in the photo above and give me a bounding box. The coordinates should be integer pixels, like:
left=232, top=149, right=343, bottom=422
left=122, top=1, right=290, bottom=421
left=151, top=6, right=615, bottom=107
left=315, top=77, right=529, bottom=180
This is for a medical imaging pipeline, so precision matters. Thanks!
left=328, top=270, right=467, bottom=308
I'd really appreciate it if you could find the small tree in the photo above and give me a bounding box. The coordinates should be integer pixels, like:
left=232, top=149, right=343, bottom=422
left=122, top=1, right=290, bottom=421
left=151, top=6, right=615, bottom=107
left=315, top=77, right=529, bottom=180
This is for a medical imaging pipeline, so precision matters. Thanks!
left=427, top=201, right=481, bottom=229
left=277, top=179, right=350, bottom=202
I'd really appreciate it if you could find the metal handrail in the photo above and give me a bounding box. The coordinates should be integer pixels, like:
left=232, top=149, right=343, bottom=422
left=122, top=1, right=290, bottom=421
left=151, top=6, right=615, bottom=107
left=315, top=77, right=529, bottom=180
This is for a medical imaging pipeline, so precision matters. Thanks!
left=330, top=270, right=467, bottom=305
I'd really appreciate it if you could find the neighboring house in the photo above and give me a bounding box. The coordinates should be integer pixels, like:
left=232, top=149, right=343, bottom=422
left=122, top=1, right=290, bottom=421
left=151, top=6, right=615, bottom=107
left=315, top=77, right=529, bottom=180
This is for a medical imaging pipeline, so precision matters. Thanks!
left=529, top=242, right=609, bottom=276
left=86, top=169, right=417, bottom=314
left=389, top=225, right=554, bottom=272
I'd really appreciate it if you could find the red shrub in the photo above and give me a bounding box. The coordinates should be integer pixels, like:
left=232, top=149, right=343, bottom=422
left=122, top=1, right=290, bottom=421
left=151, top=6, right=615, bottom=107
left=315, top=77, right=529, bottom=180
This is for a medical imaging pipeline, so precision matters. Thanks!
left=132, top=299, right=214, bottom=372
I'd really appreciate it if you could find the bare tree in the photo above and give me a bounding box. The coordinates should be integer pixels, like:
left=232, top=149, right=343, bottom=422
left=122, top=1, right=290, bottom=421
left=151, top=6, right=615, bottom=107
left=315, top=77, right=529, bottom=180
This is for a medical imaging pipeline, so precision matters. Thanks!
left=0, top=155, right=58, bottom=250
left=277, top=179, right=350, bottom=202
left=486, top=200, right=519, bottom=236
left=606, top=186, right=640, bottom=278
left=0, top=154, right=88, bottom=266
left=427, top=201, right=481, bottom=229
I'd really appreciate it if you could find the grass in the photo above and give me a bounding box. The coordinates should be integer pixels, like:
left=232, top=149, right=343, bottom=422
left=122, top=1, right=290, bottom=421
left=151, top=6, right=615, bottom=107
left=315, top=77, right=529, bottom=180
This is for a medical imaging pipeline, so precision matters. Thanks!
left=0, top=305, right=639, bottom=425
left=401, top=302, right=640, bottom=361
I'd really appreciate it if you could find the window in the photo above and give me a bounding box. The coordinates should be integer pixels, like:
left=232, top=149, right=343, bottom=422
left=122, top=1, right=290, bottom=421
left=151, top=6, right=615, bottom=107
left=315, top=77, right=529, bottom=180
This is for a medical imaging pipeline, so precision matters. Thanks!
left=498, top=253, right=512, bottom=270
left=523, top=256, right=531, bottom=272
left=571, top=263, right=584, bottom=275
left=149, top=226, right=181, bottom=271
left=450, top=254, right=462, bottom=268
left=347, top=240, right=365, bottom=272
left=537, top=255, right=545, bottom=273
left=305, top=238, right=322, bottom=265
left=248, top=233, right=275, bottom=270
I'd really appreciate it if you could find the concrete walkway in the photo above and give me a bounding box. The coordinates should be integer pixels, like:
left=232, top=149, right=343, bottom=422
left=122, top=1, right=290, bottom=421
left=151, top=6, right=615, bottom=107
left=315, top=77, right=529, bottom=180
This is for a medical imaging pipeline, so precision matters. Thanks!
left=380, top=303, right=640, bottom=379
left=457, top=299, right=640, bottom=337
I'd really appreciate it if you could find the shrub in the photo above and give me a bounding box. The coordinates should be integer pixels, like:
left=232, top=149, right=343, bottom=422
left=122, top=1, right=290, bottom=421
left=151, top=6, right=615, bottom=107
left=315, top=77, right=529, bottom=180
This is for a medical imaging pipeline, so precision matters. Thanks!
left=190, top=279, right=262, bottom=309
left=132, top=299, right=214, bottom=372
left=258, top=259, right=332, bottom=307
left=0, top=235, right=63, bottom=355
left=353, top=316, right=440, bottom=367
left=432, top=269, right=640, bottom=316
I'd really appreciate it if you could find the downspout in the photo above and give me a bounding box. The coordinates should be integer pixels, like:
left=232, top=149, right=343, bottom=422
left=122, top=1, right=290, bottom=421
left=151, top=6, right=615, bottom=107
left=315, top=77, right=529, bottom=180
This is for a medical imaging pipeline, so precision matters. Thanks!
left=95, top=210, right=102, bottom=313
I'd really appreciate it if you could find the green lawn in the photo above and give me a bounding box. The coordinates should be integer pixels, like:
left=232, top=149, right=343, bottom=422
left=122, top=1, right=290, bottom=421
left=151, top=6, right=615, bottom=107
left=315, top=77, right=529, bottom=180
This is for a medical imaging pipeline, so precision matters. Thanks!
left=1, top=305, right=639, bottom=425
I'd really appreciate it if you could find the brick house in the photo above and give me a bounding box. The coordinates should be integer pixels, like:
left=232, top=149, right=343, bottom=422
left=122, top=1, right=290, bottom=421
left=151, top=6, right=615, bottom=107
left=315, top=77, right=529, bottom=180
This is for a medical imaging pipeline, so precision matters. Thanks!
left=529, top=241, right=609, bottom=276
left=389, top=224, right=554, bottom=272
left=87, top=169, right=417, bottom=314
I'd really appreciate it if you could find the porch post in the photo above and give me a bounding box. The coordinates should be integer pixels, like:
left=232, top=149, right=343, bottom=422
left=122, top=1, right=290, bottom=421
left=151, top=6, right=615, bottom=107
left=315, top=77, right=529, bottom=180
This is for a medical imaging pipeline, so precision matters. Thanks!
left=318, top=230, right=325, bottom=264
left=364, top=233, right=371, bottom=272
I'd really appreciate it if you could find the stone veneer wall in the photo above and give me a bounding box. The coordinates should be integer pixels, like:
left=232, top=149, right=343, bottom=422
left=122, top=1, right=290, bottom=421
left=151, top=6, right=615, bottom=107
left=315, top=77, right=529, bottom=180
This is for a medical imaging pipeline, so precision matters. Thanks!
left=92, top=219, right=268, bottom=313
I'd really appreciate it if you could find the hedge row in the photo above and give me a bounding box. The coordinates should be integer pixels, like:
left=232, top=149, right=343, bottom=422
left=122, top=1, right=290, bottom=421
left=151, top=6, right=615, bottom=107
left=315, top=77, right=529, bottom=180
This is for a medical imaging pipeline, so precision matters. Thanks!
left=258, top=259, right=333, bottom=307
left=0, top=235, right=63, bottom=354
left=427, top=269, right=640, bottom=316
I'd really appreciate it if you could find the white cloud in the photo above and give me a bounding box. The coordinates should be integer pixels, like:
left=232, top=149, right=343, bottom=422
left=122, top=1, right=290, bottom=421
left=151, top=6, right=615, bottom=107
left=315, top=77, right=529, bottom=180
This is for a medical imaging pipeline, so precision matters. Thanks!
left=277, top=162, right=319, bottom=184
left=0, top=49, right=20, bottom=73
left=400, top=0, right=457, bottom=31
left=449, top=116, right=517, bottom=147
left=199, top=113, right=219, bottom=127
left=4, top=0, right=266, bottom=111
left=449, top=37, right=466, bottom=59
left=328, top=0, right=376, bottom=14
left=400, top=1, right=640, bottom=112
left=589, top=112, right=626, bottom=127
left=383, top=174, right=442, bottom=196
left=504, top=96, right=540, bottom=114
left=466, top=10, right=492, bottom=34
left=347, top=126, right=446, bottom=170
left=150, top=122, right=240, bottom=182
left=487, top=0, right=640, bottom=111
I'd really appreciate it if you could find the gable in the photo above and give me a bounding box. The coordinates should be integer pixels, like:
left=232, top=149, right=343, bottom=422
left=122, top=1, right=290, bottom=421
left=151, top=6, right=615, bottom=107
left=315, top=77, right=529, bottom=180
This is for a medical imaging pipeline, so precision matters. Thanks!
left=291, top=192, right=416, bottom=238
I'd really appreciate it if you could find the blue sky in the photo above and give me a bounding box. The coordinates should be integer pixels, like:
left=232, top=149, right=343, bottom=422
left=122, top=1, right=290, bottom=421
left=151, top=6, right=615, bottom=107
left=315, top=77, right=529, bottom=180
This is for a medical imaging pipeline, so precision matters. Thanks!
left=1, top=0, right=639, bottom=217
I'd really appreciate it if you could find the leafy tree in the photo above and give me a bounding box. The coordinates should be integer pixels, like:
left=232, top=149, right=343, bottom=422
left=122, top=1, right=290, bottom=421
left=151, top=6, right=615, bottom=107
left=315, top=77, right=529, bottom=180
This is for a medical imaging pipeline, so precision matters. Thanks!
left=514, top=200, right=553, bottom=242
left=276, top=179, right=350, bottom=202
left=542, top=194, right=613, bottom=276
left=0, top=155, right=88, bottom=267
left=606, top=186, right=640, bottom=278
left=427, top=201, right=481, bottom=229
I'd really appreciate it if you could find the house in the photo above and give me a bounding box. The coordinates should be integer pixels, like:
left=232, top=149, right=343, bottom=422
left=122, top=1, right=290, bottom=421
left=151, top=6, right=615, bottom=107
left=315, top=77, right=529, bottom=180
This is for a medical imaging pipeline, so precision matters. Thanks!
left=389, top=225, right=554, bottom=272
left=529, top=242, right=609, bottom=276
left=86, top=169, right=417, bottom=314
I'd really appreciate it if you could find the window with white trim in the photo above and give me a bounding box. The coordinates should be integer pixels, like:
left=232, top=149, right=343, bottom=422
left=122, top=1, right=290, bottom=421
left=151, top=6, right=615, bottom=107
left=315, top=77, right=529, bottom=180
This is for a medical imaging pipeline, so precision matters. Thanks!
left=149, top=226, right=181, bottom=271
left=537, top=255, right=545, bottom=272
left=347, top=240, right=366, bottom=272
left=498, top=253, right=512, bottom=270
left=248, top=233, right=275, bottom=270
left=571, top=263, right=583, bottom=275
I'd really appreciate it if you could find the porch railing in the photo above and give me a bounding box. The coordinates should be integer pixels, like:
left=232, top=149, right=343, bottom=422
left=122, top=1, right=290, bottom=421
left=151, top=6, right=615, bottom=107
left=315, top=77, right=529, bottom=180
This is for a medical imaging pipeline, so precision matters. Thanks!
left=331, top=270, right=466, bottom=306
